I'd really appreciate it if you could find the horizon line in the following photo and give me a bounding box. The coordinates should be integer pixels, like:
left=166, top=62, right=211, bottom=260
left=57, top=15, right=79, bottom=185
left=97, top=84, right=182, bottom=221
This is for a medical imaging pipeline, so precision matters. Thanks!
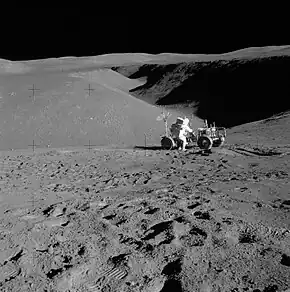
left=1, top=45, right=289, bottom=63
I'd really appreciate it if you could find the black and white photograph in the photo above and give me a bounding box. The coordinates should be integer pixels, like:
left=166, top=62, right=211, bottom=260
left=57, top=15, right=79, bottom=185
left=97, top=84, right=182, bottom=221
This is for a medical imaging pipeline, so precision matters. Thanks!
left=0, top=16, right=289, bottom=292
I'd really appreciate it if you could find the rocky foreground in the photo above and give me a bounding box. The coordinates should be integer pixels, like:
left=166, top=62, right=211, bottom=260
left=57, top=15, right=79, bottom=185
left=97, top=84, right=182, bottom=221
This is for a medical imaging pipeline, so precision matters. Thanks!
left=0, top=136, right=289, bottom=291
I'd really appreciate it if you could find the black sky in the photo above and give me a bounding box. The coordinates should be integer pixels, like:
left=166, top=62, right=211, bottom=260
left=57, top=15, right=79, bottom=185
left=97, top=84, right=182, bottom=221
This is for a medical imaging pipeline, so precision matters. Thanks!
left=1, top=15, right=289, bottom=61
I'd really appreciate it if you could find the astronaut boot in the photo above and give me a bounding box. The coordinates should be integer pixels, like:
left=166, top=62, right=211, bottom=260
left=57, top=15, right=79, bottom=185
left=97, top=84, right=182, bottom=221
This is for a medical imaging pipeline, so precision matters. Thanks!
left=182, top=141, right=187, bottom=151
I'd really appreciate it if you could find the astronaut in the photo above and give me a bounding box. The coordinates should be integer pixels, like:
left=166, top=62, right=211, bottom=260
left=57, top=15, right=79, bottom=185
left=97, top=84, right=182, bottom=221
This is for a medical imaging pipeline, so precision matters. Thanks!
left=178, top=117, right=193, bottom=151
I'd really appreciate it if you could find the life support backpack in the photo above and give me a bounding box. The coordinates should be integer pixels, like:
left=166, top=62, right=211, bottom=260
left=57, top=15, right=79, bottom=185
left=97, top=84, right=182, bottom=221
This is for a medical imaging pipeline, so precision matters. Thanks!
left=170, top=123, right=182, bottom=137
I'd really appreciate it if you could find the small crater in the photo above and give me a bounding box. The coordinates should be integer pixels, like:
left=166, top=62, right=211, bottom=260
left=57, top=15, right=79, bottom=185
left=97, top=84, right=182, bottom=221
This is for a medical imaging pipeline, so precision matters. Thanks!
left=259, top=247, right=273, bottom=256
left=78, top=246, right=86, bottom=256
left=139, top=201, right=149, bottom=208
left=46, top=267, right=63, bottom=279
left=187, top=202, right=201, bottom=209
left=158, top=234, right=175, bottom=245
left=103, top=214, right=117, bottom=220
left=108, top=253, right=129, bottom=266
left=280, top=253, right=290, bottom=267
left=212, top=236, right=225, bottom=247
left=190, top=226, right=208, bottom=238
left=76, top=201, right=90, bottom=211
left=280, top=200, right=290, bottom=208
left=116, top=218, right=127, bottom=227
left=142, top=221, right=173, bottom=241
left=42, top=205, right=55, bottom=216
left=263, top=284, right=278, bottom=292
left=8, top=249, right=23, bottom=263
left=174, top=216, right=188, bottom=223
left=239, top=228, right=259, bottom=244
left=222, top=218, right=233, bottom=225
left=136, top=219, right=150, bottom=231
left=241, top=274, right=255, bottom=285
left=193, top=211, right=211, bottom=220
left=140, top=243, right=154, bottom=254
left=144, top=207, right=159, bottom=215
left=62, top=255, right=72, bottom=264
left=249, top=163, right=259, bottom=168
left=119, top=235, right=143, bottom=249
left=180, top=225, right=208, bottom=247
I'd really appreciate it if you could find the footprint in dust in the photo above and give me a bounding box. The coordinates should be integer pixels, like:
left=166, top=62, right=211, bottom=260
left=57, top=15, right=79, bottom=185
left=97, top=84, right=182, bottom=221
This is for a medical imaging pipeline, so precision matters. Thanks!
left=86, top=266, right=128, bottom=291
left=0, top=262, right=20, bottom=283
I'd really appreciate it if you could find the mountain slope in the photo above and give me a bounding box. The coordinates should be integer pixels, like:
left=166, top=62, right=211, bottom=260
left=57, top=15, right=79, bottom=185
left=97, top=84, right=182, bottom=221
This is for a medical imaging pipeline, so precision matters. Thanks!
left=113, top=54, right=290, bottom=128
left=0, top=67, right=202, bottom=151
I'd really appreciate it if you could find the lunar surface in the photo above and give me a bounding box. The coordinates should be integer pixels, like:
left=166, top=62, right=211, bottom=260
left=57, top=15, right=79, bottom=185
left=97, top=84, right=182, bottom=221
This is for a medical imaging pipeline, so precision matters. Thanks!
left=0, top=47, right=289, bottom=291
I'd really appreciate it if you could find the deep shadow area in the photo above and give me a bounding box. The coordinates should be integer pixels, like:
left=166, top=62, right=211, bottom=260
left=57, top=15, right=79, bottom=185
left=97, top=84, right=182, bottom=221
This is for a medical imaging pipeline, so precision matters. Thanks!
left=160, top=279, right=183, bottom=292
left=113, top=56, right=290, bottom=128
left=134, top=145, right=164, bottom=150
left=133, top=145, right=209, bottom=156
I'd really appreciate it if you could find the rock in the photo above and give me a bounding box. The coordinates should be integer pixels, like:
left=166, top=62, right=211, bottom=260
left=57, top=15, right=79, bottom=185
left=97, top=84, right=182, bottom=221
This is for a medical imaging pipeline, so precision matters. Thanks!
left=52, top=206, right=65, bottom=217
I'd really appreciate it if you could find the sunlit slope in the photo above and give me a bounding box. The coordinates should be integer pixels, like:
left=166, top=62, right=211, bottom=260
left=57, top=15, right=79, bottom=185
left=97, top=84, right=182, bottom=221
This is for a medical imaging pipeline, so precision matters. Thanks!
left=0, top=68, right=202, bottom=151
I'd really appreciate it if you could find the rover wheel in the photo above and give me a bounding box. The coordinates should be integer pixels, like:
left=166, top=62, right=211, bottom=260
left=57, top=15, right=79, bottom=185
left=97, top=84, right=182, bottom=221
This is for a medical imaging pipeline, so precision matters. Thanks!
left=161, top=136, right=175, bottom=150
left=197, top=136, right=213, bottom=150
left=213, top=137, right=225, bottom=147
left=187, top=132, right=197, bottom=145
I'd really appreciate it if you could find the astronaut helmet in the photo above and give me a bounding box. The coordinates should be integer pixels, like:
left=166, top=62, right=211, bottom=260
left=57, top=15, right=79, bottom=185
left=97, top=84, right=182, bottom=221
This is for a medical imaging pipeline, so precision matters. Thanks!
left=176, top=117, right=184, bottom=125
left=183, top=117, right=189, bottom=126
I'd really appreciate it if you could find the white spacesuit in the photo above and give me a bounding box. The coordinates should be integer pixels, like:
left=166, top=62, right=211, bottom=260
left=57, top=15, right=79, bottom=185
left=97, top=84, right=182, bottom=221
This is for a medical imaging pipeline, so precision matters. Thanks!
left=178, top=118, right=193, bottom=151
